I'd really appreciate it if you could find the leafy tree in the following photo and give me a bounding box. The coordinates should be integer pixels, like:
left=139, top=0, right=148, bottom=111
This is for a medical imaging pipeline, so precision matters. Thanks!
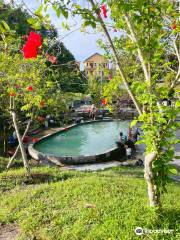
left=0, top=20, right=68, bottom=173
left=86, top=75, right=102, bottom=107
left=0, top=0, right=34, bottom=35
left=0, top=0, right=86, bottom=95
left=45, top=40, right=87, bottom=93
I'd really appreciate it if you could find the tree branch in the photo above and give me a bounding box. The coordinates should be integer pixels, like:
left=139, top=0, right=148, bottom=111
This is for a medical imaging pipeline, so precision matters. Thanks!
left=7, top=118, right=32, bottom=170
left=124, top=13, right=165, bottom=114
left=124, top=14, right=150, bottom=82
left=88, top=0, right=142, bottom=115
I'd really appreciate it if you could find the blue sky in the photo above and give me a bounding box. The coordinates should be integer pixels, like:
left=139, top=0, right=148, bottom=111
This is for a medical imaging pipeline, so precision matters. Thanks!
left=9, top=0, right=104, bottom=69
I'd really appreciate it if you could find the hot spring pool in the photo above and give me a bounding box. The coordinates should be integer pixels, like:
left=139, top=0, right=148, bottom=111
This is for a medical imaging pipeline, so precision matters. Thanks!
left=34, top=121, right=129, bottom=157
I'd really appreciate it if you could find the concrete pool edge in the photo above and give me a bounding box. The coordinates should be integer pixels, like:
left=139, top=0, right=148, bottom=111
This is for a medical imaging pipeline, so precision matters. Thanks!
left=28, top=120, right=126, bottom=165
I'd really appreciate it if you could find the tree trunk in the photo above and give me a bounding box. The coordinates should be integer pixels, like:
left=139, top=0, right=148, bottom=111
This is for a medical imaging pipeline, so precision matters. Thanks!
left=144, top=152, right=158, bottom=207
left=7, top=119, right=32, bottom=170
left=10, top=110, right=30, bottom=175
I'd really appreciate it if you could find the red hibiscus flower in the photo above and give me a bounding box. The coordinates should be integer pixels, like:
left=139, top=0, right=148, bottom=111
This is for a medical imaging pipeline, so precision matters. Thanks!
left=22, top=35, right=28, bottom=41
left=40, top=100, right=45, bottom=108
left=46, top=54, right=58, bottom=64
left=37, top=116, right=45, bottom=123
left=22, top=31, right=42, bottom=59
left=9, top=92, right=15, bottom=97
left=171, top=21, right=177, bottom=30
left=101, top=4, right=107, bottom=18
left=27, top=86, right=33, bottom=91
left=23, top=41, right=38, bottom=59
left=108, top=74, right=113, bottom=80
left=28, top=31, right=42, bottom=47
left=102, top=98, right=107, bottom=106
left=32, top=137, right=39, bottom=143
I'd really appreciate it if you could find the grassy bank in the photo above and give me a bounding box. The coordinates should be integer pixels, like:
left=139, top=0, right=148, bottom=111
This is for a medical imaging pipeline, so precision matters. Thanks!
left=0, top=159, right=179, bottom=240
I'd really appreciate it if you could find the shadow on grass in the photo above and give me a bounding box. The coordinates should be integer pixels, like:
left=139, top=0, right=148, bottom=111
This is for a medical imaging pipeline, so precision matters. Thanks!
left=150, top=208, right=180, bottom=238
left=0, top=158, right=34, bottom=174
left=0, top=171, right=77, bottom=192
left=117, top=170, right=144, bottom=178
left=97, top=165, right=144, bottom=179
left=24, top=172, right=75, bottom=184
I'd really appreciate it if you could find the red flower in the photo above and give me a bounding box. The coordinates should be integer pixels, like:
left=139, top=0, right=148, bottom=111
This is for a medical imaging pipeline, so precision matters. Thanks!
left=101, top=4, right=107, bottom=18
left=14, top=84, right=20, bottom=89
left=171, top=21, right=177, bottom=30
left=22, top=136, right=29, bottom=143
left=32, top=137, right=39, bottom=143
left=102, top=98, right=107, bottom=106
left=23, top=41, right=38, bottom=59
left=40, top=100, right=45, bottom=108
left=27, top=85, right=33, bottom=91
left=9, top=92, right=15, bottom=97
left=37, top=116, right=45, bottom=123
left=108, top=74, right=113, bottom=80
left=46, top=54, right=58, bottom=64
left=22, top=35, right=28, bottom=41
left=28, top=31, right=42, bottom=47
left=22, top=31, right=42, bottom=59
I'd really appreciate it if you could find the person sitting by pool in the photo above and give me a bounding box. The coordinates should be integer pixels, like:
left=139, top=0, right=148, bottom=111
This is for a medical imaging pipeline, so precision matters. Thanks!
left=119, top=132, right=127, bottom=144
left=125, top=145, right=132, bottom=159
left=133, top=127, right=140, bottom=142
left=116, top=141, right=126, bottom=158
left=125, top=138, right=136, bottom=156
left=8, top=135, right=16, bottom=145
left=13, top=130, right=17, bottom=141
left=127, top=127, right=133, bottom=140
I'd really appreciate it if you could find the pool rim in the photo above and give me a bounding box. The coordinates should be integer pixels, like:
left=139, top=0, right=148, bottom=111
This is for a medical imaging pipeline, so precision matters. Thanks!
left=28, top=119, right=128, bottom=165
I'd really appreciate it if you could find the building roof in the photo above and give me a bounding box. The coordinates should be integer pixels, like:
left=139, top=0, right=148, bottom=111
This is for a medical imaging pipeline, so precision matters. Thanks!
left=83, top=53, right=105, bottom=62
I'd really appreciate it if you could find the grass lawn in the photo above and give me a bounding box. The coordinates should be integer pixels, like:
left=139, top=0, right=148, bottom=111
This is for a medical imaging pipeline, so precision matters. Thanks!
left=0, top=157, right=180, bottom=240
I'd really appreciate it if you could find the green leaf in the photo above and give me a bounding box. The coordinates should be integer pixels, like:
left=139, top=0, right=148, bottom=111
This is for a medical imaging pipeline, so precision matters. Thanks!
left=52, top=4, right=61, bottom=17
left=1, top=21, right=10, bottom=31
left=168, top=166, right=178, bottom=175
left=0, top=24, right=5, bottom=33
left=61, top=8, right=68, bottom=19
left=35, top=5, right=43, bottom=17
left=27, top=17, right=36, bottom=25
left=56, top=8, right=61, bottom=17
left=135, top=139, right=145, bottom=145
left=83, top=20, right=96, bottom=28
left=130, top=119, right=137, bottom=127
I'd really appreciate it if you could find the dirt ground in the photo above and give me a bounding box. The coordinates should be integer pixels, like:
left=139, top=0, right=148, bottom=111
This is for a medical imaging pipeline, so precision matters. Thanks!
left=0, top=223, right=19, bottom=240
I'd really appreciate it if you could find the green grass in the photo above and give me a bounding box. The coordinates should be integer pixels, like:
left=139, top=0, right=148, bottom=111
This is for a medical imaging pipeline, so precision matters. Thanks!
left=0, top=159, right=179, bottom=240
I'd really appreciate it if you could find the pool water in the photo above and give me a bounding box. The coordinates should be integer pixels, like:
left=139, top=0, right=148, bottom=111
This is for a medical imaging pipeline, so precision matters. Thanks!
left=35, top=121, right=129, bottom=157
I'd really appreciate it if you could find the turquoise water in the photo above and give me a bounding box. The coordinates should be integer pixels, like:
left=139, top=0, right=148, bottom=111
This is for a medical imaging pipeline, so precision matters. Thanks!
left=35, top=121, right=129, bottom=157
